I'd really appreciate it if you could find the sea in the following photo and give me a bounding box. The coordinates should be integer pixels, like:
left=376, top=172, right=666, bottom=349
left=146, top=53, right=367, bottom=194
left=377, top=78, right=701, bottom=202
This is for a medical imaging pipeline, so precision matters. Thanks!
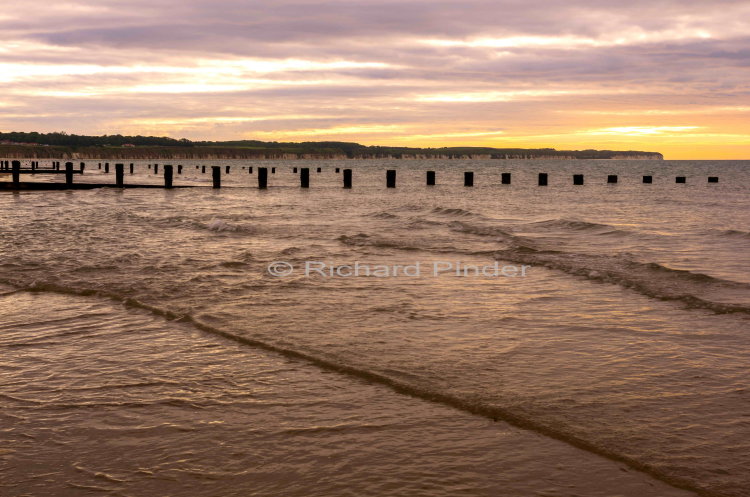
left=1, top=159, right=748, bottom=497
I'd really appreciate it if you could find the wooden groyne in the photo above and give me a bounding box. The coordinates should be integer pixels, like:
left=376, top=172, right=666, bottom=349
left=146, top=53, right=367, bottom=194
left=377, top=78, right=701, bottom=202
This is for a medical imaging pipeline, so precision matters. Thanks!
left=0, top=160, right=722, bottom=191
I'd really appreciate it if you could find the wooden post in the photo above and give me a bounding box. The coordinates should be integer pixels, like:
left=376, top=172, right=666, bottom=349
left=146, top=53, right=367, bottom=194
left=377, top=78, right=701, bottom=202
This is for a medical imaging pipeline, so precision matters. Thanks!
left=300, top=167, right=310, bottom=188
left=676, top=176, right=686, bottom=183
left=164, top=165, right=173, bottom=188
left=65, top=162, right=74, bottom=186
left=12, top=160, right=20, bottom=186
left=708, top=176, right=719, bottom=183
left=212, top=166, right=221, bottom=188
left=501, top=172, right=511, bottom=184
left=607, top=175, right=618, bottom=183
left=226, top=165, right=230, bottom=174
left=426, top=171, right=435, bottom=185
left=258, top=167, right=268, bottom=189
left=573, top=174, right=584, bottom=185
left=343, top=169, right=352, bottom=188
left=643, top=175, right=653, bottom=183
left=386, top=169, right=396, bottom=188
left=538, top=173, right=548, bottom=186
left=116, top=164, right=124, bottom=187
left=464, top=171, right=474, bottom=187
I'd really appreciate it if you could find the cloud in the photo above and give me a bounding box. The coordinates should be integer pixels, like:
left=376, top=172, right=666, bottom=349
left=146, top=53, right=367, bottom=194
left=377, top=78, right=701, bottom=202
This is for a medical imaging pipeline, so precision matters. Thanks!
left=0, top=0, right=749, bottom=157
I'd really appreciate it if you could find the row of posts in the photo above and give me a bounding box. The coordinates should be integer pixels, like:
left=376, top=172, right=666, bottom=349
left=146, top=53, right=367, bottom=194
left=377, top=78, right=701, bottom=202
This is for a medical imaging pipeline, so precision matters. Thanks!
left=2, top=160, right=720, bottom=188
left=112, top=167, right=717, bottom=189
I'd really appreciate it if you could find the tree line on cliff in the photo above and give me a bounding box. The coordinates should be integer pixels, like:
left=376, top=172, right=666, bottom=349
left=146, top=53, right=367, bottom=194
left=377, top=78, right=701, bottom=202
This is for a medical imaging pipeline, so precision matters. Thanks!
left=0, top=131, right=662, bottom=159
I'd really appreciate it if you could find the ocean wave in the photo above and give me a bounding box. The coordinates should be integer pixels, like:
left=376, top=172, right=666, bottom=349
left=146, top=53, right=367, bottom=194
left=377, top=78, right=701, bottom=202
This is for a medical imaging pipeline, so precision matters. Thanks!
left=203, top=218, right=254, bottom=233
left=716, top=229, right=750, bottom=239
left=337, top=233, right=421, bottom=251
left=368, top=211, right=399, bottom=219
left=492, top=247, right=750, bottom=314
left=514, top=218, right=623, bottom=234
left=431, top=207, right=480, bottom=217
left=447, top=221, right=517, bottom=240
left=110, top=210, right=256, bottom=235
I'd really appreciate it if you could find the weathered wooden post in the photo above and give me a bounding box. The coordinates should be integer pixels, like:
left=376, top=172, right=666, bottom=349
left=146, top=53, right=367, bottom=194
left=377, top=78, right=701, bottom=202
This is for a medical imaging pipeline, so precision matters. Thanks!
left=538, top=173, right=548, bottom=186
left=212, top=166, right=221, bottom=188
left=12, top=160, right=20, bottom=186
left=65, top=162, right=74, bottom=186
left=426, top=171, right=436, bottom=185
left=300, top=167, right=310, bottom=188
left=226, top=165, right=231, bottom=174
left=676, top=176, right=686, bottom=183
left=464, top=171, right=474, bottom=187
left=643, top=175, right=653, bottom=183
left=573, top=174, right=584, bottom=185
left=607, top=175, right=618, bottom=183
left=708, top=176, right=719, bottom=183
left=164, top=165, right=173, bottom=188
left=386, top=170, right=396, bottom=188
left=343, top=169, right=352, bottom=188
left=115, top=164, right=124, bottom=187
left=258, top=167, right=268, bottom=189
left=501, top=172, right=511, bottom=184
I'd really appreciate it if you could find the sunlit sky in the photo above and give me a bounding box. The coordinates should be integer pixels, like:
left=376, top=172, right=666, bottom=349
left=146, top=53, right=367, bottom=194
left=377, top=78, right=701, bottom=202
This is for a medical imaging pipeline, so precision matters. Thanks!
left=2, top=0, right=750, bottom=158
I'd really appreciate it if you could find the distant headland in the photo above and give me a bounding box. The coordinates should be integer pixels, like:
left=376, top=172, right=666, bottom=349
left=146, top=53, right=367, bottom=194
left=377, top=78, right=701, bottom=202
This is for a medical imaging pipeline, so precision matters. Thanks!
left=0, top=132, right=663, bottom=160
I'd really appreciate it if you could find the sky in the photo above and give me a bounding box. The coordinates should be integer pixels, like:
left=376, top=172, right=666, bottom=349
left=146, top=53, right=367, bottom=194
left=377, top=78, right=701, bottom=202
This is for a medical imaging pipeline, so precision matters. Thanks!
left=1, top=0, right=749, bottom=159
